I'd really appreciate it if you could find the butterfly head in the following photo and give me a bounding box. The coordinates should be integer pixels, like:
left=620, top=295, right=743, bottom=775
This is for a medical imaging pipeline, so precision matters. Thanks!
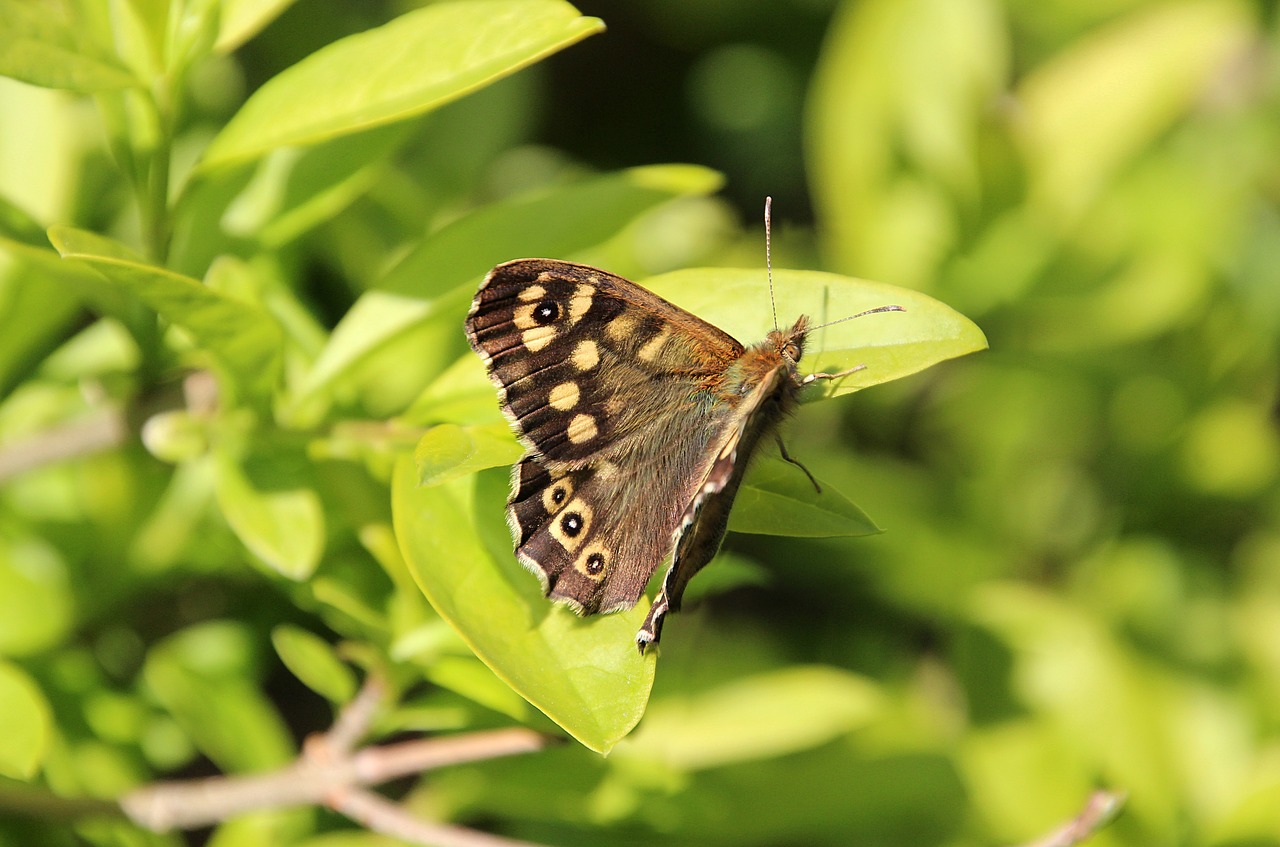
left=768, top=315, right=811, bottom=366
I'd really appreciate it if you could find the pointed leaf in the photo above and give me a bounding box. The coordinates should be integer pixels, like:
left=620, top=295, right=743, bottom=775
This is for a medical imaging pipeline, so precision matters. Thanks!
left=271, top=625, right=356, bottom=703
left=0, top=0, right=140, bottom=91
left=643, top=267, right=987, bottom=401
left=201, top=0, right=603, bottom=170
left=214, top=446, right=325, bottom=580
left=414, top=423, right=524, bottom=487
left=48, top=227, right=284, bottom=402
left=301, top=164, right=722, bottom=405
left=732, top=456, right=880, bottom=537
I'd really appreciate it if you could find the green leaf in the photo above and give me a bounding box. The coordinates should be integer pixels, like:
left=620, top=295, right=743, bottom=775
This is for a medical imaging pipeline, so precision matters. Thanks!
left=0, top=660, right=52, bottom=778
left=200, top=0, right=604, bottom=170
left=807, top=0, right=1006, bottom=283
left=643, top=266, right=987, bottom=401
left=215, top=0, right=301, bottom=54
left=271, top=625, right=357, bottom=704
left=405, top=353, right=505, bottom=426
left=1018, top=0, right=1253, bottom=224
left=0, top=245, right=84, bottom=399
left=214, top=445, right=326, bottom=580
left=732, top=456, right=880, bottom=538
left=0, top=534, right=73, bottom=656
left=299, top=163, right=722, bottom=408
left=47, top=227, right=284, bottom=403
left=615, top=666, right=884, bottom=771
left=392, top=457, right=655, bottom=753
left=414, top=423, right=524, bottom=487
left=0, top=0, right=140, bottom=91
left=143, top=621, right=295, bottom=773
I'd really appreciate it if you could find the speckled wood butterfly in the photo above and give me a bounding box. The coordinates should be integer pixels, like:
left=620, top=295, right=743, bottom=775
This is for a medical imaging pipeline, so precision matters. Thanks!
left=465, top=200, right=901, bottom=652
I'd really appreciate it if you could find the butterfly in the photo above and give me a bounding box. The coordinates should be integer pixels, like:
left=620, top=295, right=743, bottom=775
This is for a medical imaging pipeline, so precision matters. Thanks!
left=465, top=209, right=901, bottom=652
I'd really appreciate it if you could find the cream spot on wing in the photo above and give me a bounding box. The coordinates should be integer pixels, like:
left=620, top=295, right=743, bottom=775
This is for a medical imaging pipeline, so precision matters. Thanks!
left=605, top=313, right=637, bottom=341
left=572, top=340, right=600, bottom=370
left=513, top=303, right=537, bottom=330
left=594, top=460, right=619, bottom=481
left=567, top=413, right=598, bottom=444
left=574, top=543, right=609, bottom=581
left=549, top=498, right=592, bottom=553
left=521, top=325, right=557, bottom=352
left=541, top=477, right=574, bottom=513
left=548, top=381, right=580, bottom=411
left=568, top=284, right=594, bottom=322
left=517, top=284, right=546, bottom=302
left=637, top=327, right=671, bottom=362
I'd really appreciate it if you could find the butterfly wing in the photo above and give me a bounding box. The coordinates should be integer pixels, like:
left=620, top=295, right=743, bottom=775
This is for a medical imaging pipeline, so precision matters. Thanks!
left=467, top=259, right=749, bottom=617
left=637, top=347, right=803, bottom=648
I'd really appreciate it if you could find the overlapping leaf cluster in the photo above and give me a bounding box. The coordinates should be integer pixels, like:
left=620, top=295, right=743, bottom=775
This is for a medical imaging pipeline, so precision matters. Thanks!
left=3, top=1, right=1272, bottom=846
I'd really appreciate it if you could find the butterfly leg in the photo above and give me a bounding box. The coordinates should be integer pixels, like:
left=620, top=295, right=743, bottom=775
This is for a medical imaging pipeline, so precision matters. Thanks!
left=801, top=362, right=867, bottom=385
left=775, top=434, right=821, bottom=494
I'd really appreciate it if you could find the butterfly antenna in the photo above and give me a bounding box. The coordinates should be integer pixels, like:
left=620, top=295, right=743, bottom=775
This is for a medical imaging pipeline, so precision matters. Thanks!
left=765, top=196, right=778, bottom=332
left=810, top=303, right=905, bottom=332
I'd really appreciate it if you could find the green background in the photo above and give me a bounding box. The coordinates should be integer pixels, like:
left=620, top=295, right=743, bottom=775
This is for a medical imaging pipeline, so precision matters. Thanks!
left=1, top=0, right=1277, bottom=845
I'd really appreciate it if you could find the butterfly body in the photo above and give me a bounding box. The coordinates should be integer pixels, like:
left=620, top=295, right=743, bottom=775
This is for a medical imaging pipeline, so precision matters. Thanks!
left=466, top=259, right=814, bottom=650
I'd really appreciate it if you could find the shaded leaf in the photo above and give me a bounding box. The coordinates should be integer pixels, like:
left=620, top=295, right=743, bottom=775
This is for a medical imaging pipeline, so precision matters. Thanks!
left=143, top=621, right=295, bottom=773
left=732, top=456, right=880, bottom=538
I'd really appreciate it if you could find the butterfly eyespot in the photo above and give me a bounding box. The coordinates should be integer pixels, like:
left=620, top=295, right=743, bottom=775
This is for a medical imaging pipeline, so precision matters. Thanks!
left=552, top=487, right=567, bottom=505
left=585, top=553, right=605, bottom=575
left=561, top=511, right=584, bottom=537
left=533, top=301, right=560, bottom=324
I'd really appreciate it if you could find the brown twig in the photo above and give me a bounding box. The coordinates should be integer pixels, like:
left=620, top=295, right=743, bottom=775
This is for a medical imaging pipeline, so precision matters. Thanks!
left=331, top=787, right=550, bottom=847
left=0, top=408, right=127, bottom=483
left=121, top=727, right=549, bottom=832
left=1015, top=790, right=1125, bottom=847
left=119, top=676, right=555, bottom=844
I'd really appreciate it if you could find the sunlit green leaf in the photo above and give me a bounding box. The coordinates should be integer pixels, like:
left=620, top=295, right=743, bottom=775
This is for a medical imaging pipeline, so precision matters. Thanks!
left=47, top=227, right=284, bottom=403
left=300, top=164, right=722, bottom=409
left=615, top=666, right=884, bottom=771
left=0, top=0, right=139, bottom=91
left=200, top=0, right=604, bottom=170
left=392, top=457, right=655, bottom=753
left=0, top=660, right=51, bottom=778
left=271, top=625, right=356, bottom=704
left=644, top=267, right=987, bottom=400
left=414, top=423, right=524, bottom=487
left=1018, top=0, right=1252, bottom=224
left=214, top=446, right=326, bottom=580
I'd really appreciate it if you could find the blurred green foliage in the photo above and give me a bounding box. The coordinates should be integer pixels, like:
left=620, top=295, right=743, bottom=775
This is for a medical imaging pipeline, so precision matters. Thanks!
left=1, top=1, right=1278, bottom=846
